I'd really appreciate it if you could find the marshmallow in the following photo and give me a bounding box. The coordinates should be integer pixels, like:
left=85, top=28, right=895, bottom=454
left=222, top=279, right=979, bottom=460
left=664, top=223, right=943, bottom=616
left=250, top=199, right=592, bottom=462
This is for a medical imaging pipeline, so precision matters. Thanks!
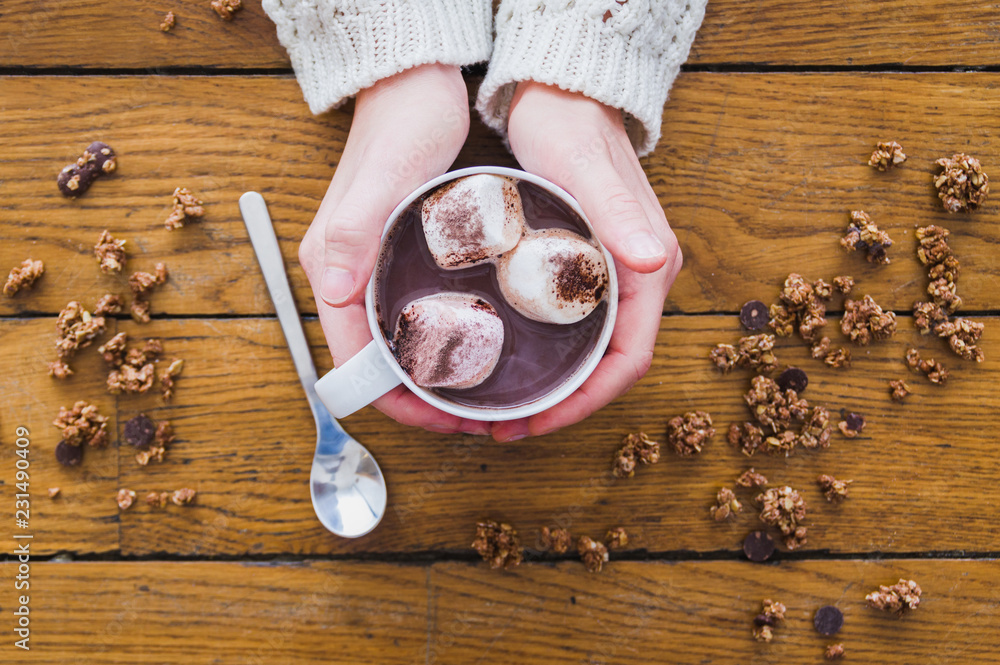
left=496, top=229, right=609, bottom=325
left=392, top=293, right=505, bottom=389
left=421, top=175, right=525, bottom=270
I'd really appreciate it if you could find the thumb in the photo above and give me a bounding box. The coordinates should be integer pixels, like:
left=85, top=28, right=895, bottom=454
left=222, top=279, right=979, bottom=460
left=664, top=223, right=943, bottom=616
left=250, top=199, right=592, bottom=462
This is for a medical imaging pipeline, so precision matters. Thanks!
left=319, top=181, right=395, bottom=307
left=567, top=161, right=668, bottom=274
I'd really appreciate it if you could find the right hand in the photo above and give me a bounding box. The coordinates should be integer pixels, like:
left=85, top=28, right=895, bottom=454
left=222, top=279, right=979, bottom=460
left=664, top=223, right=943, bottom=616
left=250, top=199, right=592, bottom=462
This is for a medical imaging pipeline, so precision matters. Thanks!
left=298, top=64, right=490, bottom=435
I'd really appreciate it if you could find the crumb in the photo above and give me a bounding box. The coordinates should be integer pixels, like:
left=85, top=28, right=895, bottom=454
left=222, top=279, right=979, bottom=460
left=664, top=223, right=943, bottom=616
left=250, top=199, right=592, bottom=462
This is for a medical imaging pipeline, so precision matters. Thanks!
left=889, top=379, right=910, bottom=402
left=666, top=411, right=715, bottom=456
left=825, top=643, right=846, bottom=660
left=728, top=422, right=765, bottom=457
left=841, top=210, right=893, bottom=264
left=817, top=474, right=852, bottom=503
left=106, top=336, right=163, bottom=395
left=798, top=406, right=832, bottom=450
left=832, top=275, right=854, bottom=295
left=48, top=487, right=60, bottom=499
left=866, top=578, right=922, bottom=616
left=472, top=521, right=522, bottom=569
left=99, top=332, right=128, bottom=366
left=48, top=359, right=73, bottom=379
left=711, top=334, right=778, bottom=374
left=934, top=153, right=989, bottom=212
left=710, top=487, right=742, bottom=521
left=612, top=432, right=660, bottom=478
left=159, top=358, right=184, bottom=401
left=752, top=598, right=787, bottom=642
left=577, top=536, right=609, bottom=573
left=116, top=488, right=136, bottom=510
left=164, top=187, right=205, bottom=230
left=57, top=141, right=117, bottom=198
left=160, top=11, right=176, bottom=31
left=539, top=527, right=572, bottom=554
left=94, top=230, right=127, bottom=274
left=53, top=401, right=109, bottom=448
left=736, top=468, right=768, bottom=488
left=93, top=293, right=124, bottom=316
left=604, top=527, right=629, bottom=550
left=756, top=486, right=807, bottom=550
left=171, top=488, right=197, bottom=505
left=3, top=258, right=44, bottom=296
left=146, top=491, right=170, bottom=507
left=869, top=140, right=906, bottom=171
left=841, top=295, right=896, bottom=345
left=211, top=0, right=243, bottom=21
left=918, top=357, right=949, bottom=385
left=128, top=263, right=168, bottom=323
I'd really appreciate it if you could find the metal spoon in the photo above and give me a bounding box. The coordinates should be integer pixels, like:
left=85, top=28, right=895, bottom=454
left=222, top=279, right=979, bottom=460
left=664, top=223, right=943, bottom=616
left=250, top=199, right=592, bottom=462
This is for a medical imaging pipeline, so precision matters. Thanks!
left=239, top=191, right=386, bottom=538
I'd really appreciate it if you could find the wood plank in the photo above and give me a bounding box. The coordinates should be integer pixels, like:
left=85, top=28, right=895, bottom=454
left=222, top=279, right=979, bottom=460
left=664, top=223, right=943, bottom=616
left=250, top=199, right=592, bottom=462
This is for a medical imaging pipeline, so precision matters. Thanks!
left=429, top=560, right=999, bottom=664
left=0, top=318, right=120, bottom=554
left=0, top=561, right=428, bottom=664
left=1, top=74, right=998, bottom=316
left=1, top=1, right=998, bottom=68
left=9, top=315, right=994, bottom=556
left=0, top=559, right=994, bottom=663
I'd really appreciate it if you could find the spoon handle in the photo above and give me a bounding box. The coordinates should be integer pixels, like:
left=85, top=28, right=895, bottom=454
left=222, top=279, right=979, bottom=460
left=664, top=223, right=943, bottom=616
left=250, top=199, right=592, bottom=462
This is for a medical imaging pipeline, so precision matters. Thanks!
left=239, top=191, right=342, bottom=432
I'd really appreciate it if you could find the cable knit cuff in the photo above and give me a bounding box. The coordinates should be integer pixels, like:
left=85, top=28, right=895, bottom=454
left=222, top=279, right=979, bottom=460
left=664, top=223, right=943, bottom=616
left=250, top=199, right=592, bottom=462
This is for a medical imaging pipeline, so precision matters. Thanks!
left=263, top=0, right=493, bottom=114
left=476, top=0, right=707, bottom=157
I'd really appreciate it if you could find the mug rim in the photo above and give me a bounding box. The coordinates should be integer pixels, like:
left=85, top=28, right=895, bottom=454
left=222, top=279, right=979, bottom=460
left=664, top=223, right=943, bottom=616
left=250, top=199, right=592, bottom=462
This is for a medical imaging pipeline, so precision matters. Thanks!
left=364, top=166, right=619, bottom=422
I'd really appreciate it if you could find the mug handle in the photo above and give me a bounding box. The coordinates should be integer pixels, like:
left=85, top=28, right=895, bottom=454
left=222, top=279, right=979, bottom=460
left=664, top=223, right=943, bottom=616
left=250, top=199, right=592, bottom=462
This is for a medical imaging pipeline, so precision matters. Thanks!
left=314, top=340, right=403, bottom=419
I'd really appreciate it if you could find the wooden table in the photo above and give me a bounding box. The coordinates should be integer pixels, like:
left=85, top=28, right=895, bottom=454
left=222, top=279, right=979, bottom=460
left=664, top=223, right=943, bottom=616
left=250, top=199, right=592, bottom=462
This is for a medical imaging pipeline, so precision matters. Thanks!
left=1, top=2, right=998, bottom=662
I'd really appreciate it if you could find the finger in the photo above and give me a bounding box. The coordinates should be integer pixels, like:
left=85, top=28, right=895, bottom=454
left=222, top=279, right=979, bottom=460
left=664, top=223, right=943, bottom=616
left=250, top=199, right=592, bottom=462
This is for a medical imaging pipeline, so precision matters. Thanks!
left=564, top=159, right=669, bottom=274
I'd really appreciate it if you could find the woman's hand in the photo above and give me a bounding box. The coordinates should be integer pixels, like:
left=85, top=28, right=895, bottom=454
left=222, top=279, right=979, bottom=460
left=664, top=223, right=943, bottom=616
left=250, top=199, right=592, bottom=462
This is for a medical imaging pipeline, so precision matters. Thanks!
left=298, top=64, right=489, bottom=435
left=491, top=81, right=683, bottom=441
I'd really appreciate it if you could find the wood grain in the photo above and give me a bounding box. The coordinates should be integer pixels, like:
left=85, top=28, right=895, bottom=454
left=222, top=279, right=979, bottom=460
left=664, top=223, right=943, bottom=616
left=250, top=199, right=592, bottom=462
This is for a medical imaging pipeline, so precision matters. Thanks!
left=6, top=315, right=998, bottom=556
left=1, top=74, right=998, bottom=317
left=0, top=559, right=994, bottom=663
left=1, top=1, right=998, bottom=68
left=0, top=561, right=428, bottom=664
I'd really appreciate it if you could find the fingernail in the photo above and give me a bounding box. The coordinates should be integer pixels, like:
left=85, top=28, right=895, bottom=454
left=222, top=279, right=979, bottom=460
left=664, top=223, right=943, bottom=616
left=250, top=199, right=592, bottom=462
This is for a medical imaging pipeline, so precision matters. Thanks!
left=625, top=232, right=666, bottom=260
left=503, top=434, right=528, bottom=442
left=321, top=267, right=355, bottom=305
left=427, top=423, right=457, bottom=434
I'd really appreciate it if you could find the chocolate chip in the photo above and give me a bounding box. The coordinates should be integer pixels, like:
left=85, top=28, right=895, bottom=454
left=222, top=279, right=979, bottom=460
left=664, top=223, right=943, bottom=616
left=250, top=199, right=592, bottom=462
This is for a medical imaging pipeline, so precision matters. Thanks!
left=753, top=612, right=775, bottom=627
left=814, top=605, right=844, bottom=636
left=123, top=414, right=156, bottom=448
left=743, top=531, right=776, bottom=562
left=55, top=440, right=83, bottom=467
left=842, top=411, right=866, bottom=432
left=776, top=367, right=808, bottom=393
left=740, top=300, right=769, bottom=331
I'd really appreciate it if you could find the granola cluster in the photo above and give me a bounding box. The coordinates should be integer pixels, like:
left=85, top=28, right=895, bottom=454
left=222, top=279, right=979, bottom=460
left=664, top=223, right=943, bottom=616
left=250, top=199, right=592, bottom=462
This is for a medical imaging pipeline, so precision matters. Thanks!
left=905, top=347, right=949, bottom=385
left=729, top=376, right=831, bottom=457
left=840, top=210, right=893, bottom=264
left=94, top=230, right=127, bottom=274
left=103, top=334, right=163, bottom=395
left=832, top=275, right=854, bottom=295
left=917, top=225, right=963, bottom=313
left=913, top=304, right=985, bottom=364
left=53, top=401, right=109, bottom=448
left=146, top=488, right=196, bottom=507
left=134, top=418, right=174, bottom=467
left=3, top=258, right=44, bottom=296
left=604, top=527, right=628, bottom=550
left=810, top=336, right=851, bottom=368
left=934, top=153, right=989, bottom=213
left=160, top=11, right=176, bottom=31
left=49, top=300, right=108, bottom=378
left=756, top=485, right=808, bottom=550
left=666, top=411, right=715, bottom=456
left=817, top=474, right=852, bottom=503
left=94, top=293, right=124, bottom=316
left=744, top=375, right=809, bottom=433
left=472, top=521, right=522, bottom=570
left=128, top=262, right=169, bottom=323
left=752, top=598, right=787, bottom=642
left=211, top=0, right=243, bottom=20
left=117, top=488, right=137, bottom=510
left=612, top=432, right=661, bottom=478
left=710, top=487, right=742, bottom=521
left=768, top=273, right=831, bottom=343
left=825, top=643, right=846, bottom=660
left=164, top=187, right=205, bottom=230
left=736, top=468, right=768, bottom=488
left=868, top=140, right=907, bottom=171
left=577, top=536, right=609, bottom=573
left=710, top=334, right=778, bottom=374
left=866, top=578, right=922, bottom=616
left=841, top=295, right=897, bottom=345
left=888, top=379, right=910, bottom=402
left=539, top=526, right=573, bottom=554
left=837, top=411, right=866, bottom=438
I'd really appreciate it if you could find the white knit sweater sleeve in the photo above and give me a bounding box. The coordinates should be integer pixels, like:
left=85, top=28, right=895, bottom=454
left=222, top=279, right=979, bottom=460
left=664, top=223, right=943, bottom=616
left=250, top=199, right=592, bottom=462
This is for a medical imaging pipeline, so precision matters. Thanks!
left=262, top=0, right=493, bottom=114
left=476, top=0, right=708, bottom=156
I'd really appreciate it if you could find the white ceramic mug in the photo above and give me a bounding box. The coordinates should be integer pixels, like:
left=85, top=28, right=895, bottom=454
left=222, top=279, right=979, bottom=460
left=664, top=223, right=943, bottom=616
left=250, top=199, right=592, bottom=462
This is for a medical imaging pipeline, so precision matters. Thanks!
left=314, top=166, right=618, bottom=421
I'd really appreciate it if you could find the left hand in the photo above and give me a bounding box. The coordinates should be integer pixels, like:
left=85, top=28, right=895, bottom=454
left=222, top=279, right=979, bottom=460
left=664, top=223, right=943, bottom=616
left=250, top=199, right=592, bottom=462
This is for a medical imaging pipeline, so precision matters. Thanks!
left=491, top=81, right=683, bottom=442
